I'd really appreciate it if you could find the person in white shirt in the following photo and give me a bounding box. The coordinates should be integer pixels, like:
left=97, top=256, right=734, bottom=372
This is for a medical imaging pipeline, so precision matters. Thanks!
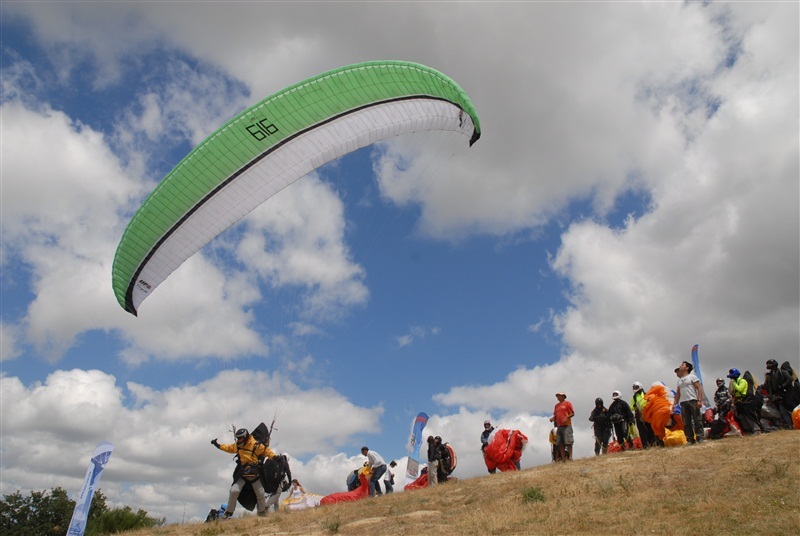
left=360, top=446, right=387, bottom=497
left=672, top=360, right=705, bottom=444
left=383, top=461, right=397, bottom=493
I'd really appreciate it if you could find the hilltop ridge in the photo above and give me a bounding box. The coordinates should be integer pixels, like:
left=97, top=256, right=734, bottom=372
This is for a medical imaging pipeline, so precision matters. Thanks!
left=130, top=431, right=799, bottom=535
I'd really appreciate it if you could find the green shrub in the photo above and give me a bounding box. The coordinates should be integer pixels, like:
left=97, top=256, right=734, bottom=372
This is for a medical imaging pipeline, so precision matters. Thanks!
left=521, top=486, right=546, bottom=504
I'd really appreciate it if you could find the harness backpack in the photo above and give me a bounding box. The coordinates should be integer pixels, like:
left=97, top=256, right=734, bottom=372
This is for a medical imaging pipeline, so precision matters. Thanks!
left=261, top=455, right=285, bottom=493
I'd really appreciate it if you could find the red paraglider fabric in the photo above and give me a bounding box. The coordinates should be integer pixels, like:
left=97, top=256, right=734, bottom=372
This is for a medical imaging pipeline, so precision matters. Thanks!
left=483, top=429, right=527, bottom=472
left=403, top=470, right=429, bottom=491
left=607, top=437, right=643, bottom=453
left=320, top=472, right=370, bottom=505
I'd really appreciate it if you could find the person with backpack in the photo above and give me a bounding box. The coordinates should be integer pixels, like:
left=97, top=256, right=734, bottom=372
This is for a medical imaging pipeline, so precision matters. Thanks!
left=480, top=420, right=494, bottom=451
left=211, top=428, right=276, bottom=518
left=589, top=397, right=612, bottom=455
left=481, top=420, right=497, bottom=472
left=779, top=361, right=800, bottom=407
left=714, top=377, right=732, bottom=417
left=436, top=436, right=457, bottom=480
left=609, top=391, right=635, bottom=450
left=383, top=461, right=397, bottom=493
left=205, top=503, right=227, bottom=522
left=765, top=360, right=799, bottom=428
left=631, top=382, right=657, bottom=448
left=728, top=368, right=764, bottom=434
left=263, top=453, right=292, bottom=513
left=346, top=464, right=365, bottom=491
left=426, top=435, right=440, bottom=486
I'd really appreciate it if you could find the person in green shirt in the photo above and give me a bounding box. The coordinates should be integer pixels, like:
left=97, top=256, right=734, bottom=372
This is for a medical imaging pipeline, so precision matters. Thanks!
left=631, top=382, right=657, bottom=448
left=727, top=368, right=764, bottom=434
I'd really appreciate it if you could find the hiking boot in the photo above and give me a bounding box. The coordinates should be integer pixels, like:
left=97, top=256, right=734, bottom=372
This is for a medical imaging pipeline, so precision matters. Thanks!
left=257, top=510, right=267, bottom=517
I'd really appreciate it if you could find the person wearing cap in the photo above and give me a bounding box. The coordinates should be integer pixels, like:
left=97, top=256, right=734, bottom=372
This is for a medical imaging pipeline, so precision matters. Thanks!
left=608, top=390, right=635, bottom=450
left=631, top=382, right=657, bottom=448
left=672, top=360, right=705, bottom=445
left=549, top=392, right=574, bottom=462
left=360, top=446, right=387, bottom=497
left=727, top=368, right=748, bottom=400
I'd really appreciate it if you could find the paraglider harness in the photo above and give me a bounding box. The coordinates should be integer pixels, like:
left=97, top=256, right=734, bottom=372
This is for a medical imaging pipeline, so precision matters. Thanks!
left=236, top=446, right=265, bottom=483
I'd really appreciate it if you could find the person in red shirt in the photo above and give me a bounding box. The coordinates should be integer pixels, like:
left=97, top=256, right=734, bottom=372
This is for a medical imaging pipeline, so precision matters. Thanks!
left=549, top=392, right=575, bottom=462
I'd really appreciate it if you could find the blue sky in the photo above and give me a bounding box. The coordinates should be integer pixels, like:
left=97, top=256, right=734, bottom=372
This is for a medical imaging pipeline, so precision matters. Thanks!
left=1, top=1, right=798, bottom=524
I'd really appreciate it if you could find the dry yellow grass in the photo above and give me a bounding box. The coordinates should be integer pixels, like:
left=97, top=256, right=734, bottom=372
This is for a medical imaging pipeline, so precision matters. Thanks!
left=129, top=430, right=799, bottom=536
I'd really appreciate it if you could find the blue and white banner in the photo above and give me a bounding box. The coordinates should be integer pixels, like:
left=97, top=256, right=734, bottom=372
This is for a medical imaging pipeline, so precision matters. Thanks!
left=68, top=442, right=114, bottom=536
left=405, top=412, right=428, bottom=483
left=691, top=344, right=711, bottom=408
left=407, top=412, right=429, bottom=459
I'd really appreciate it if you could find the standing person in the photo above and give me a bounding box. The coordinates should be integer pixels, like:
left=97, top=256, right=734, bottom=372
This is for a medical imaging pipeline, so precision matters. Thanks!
left=435, top=436, right=454, bottom=481
left=589, top=397, right=612, bottom=455
left=672, top=360, right=705, bottom=444
left=549, top=391, right=574, bottom=462
left=608, top=391, right=635, bottom=450
left=631, top=382, right=657, bottom=448
left=480, top=420, right=494, bottom=451
left=263, top=453, right=291, bottom=513
left=211, top=428, right=276, bottom=518
left=360, top=446, right=387, bottom=497
left=765, top=359, right=796, bottom=428
left=714, top=377, right=732, bottom=419
left=548, top=427, right=560, bottom=462
left=728, top=367, right=761, bottom=434
left=426, top=435, right=439, bottom=486
left=481, top=420, right=496, bottom=473
left=383, top=461, right=397, bottom=493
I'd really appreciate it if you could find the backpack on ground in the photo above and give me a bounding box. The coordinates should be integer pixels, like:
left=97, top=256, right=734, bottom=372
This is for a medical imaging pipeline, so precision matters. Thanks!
left=708, top=419, right=729, bottom=440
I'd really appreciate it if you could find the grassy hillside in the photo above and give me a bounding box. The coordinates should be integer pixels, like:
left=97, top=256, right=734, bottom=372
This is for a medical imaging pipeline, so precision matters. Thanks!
left=130, top=431, right=799, bottom=536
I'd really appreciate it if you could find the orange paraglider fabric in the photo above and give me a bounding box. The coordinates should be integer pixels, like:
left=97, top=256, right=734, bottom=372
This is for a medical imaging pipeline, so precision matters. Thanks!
left=483, top=429, right=527, bottom=472
left=793, top=406, right=800, bottom=430
left=642, top=384, right=683, bottom=440
left=320, top=471, right=370, bottom=505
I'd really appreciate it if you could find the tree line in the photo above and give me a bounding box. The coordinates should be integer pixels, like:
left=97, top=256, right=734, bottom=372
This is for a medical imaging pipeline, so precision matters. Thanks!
left=0, top=487, right=165, bottom=536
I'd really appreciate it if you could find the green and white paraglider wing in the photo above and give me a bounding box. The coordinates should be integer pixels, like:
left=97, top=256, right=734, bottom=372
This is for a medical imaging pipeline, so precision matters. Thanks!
left=112, top=61, right=481, bottom=315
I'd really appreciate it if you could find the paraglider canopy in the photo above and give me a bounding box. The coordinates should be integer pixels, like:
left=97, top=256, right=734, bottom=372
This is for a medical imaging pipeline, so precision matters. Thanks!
left=112, top=61, right=481, bottom=315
